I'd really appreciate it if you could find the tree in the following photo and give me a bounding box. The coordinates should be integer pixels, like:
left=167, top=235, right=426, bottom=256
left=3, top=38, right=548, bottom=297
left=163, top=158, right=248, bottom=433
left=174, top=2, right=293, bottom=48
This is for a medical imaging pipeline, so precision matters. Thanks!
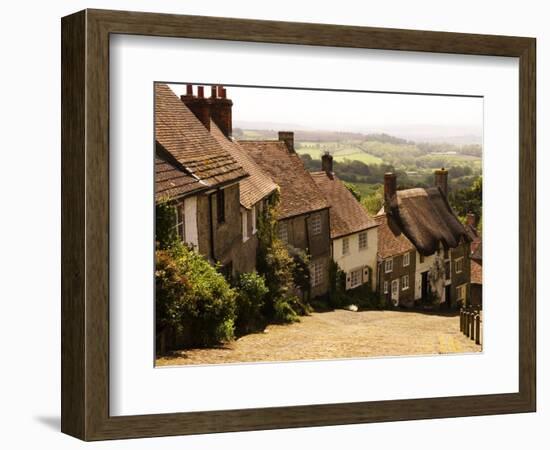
left=344, top=181, right=362, bottom=202
left=449, top=176, right=482, bottom=220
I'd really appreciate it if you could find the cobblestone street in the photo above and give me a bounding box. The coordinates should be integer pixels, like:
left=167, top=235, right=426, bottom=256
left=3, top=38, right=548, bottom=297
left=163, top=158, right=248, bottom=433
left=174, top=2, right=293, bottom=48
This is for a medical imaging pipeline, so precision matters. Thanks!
left=156, top=309, right=482, bottom=366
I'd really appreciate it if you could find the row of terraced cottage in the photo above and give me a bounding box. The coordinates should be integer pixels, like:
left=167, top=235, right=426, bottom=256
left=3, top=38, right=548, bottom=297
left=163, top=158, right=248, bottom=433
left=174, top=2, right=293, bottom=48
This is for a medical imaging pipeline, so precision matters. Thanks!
left=156, top=83, right=481, bottom=309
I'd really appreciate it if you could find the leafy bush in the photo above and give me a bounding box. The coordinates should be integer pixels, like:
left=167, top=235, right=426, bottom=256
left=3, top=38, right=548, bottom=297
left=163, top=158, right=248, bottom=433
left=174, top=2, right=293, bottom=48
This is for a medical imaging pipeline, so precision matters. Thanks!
left=155, top=242, right=236, bottom=348
left=155, top=199, right=179, bottom=250
left=255, top=191, right=306, bottom=323
left=328, top=260, right=348, bottom=308
left=234, top=272, right=268, bottom=335
left=273, top=296, right=300, bottom=324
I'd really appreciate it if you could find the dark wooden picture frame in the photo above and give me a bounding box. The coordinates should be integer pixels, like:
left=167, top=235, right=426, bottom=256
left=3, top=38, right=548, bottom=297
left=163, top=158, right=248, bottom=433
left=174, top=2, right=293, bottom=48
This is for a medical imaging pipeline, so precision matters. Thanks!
left=61, top=9, right=536, bottom=441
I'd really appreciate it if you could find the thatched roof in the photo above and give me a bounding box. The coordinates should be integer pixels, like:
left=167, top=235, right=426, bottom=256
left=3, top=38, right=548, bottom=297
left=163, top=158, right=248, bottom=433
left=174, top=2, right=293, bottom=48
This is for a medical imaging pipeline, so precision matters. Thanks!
left=387, top=187, right=470, bottom=256
left=374, top=213, right=415, bottom=259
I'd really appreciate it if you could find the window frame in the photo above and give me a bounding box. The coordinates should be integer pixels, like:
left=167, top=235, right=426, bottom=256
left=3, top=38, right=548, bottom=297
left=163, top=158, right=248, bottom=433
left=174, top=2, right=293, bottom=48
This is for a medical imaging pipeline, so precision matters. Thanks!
left=455, top=257, right=464, bottom=274
left=342, top=237, right=350, bottom=255
left=384, top=258, right=393, bottom=273
left=310, top=213, right=322, bottom=236
left=173, top=202, right=185, bottom=241
left=401, top=274, right=410, bottom=290
left=278, top=220, right=289, bottom=244
left=241, top=209, right=249, bottom=242
left=358, top=231, right=368, bottom=251
left=310, top=261, right=324, bottom=287
left=350, top=268, right=362, bottom=289
left=403, top=252, right=410, bottom=267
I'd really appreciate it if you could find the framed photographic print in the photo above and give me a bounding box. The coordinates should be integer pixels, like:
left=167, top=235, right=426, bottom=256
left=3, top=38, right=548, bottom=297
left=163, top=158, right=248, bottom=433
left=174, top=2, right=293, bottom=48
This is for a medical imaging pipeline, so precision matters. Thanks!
left=61, top=9, right=536, bottom=441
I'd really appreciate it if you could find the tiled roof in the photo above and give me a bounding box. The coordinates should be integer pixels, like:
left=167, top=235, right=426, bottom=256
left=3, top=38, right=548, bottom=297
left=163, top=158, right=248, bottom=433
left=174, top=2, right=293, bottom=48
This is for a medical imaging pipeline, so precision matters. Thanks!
left=471, top=259, right=482, bottom=284
left=210, top=123, right=277, bottom=209
left=374, top=213, right=415, bottom=259
left=155, top=143, right=206, bottom=201
left=310, top=171, right=378, bottom=239
left=154, top=83, right=247, bottom=196
left=238, top=141, right=329, bottom=219
left=388, top=187, right=471, bottom=256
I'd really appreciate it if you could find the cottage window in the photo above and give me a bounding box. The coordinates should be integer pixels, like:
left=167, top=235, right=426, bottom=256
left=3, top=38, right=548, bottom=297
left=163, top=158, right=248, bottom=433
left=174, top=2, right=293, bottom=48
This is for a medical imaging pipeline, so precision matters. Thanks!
left=216, top=189, right=225, bottom=224
left=384, top=258, right=393, bottom=273
left=455, top=257, right=464, bottom=274
left=358, top=231, right=368, bottom=250
left=401, top=275, right=410, bottom=290
left=342, top=237, right=350, bottom=255
left=173, top=202, right=185, bottom=241
left=310, top=261, right=324, bottom=287
left=311, top=214, right=322, bottom=235
left=350, top=268, right=362, bottom=289
left=278, top=221, right=289, bottom=244
left=383, top=281, right=389, bottom=294
left=252, top=205, right=257, bottom=234
left=456, top=284, right=467, bottom=303
left=403, top=252, right=410, bottom=267
left=241, top=210, right=249, bottom=242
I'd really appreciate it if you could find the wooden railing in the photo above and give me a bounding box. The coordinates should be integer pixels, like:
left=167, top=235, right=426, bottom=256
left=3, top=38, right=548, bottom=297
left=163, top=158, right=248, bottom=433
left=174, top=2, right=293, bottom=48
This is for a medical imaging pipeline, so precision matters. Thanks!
left=459, top=306, right=482, bottom=345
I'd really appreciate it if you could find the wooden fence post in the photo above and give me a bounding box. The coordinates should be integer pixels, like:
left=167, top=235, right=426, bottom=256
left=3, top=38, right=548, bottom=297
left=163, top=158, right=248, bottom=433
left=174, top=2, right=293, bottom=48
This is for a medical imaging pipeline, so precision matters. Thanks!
left=470, top=312, right=475, bottom=340
left=475, top=314, right=481, bottom=345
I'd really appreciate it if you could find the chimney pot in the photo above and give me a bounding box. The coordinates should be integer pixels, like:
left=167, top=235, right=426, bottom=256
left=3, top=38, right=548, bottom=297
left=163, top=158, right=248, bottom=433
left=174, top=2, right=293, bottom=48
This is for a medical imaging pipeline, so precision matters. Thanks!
left=211, top=86, right=217, bottom=99
left=322, top=152, right=333, bottom=175
left=434, top=167, right=449, bottom=197
left=278, top=131, right=295, bottom=153
left=180, top=86, right=210, bottom=131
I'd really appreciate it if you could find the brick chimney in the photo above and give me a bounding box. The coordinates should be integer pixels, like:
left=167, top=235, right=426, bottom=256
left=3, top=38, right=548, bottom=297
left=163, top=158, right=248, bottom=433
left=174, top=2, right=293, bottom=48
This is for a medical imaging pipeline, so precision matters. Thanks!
left=434, top=167, right=449, bottom=197
left=180, top=84, right=211, bottom=131
left=384, top=172, right=397, bottom=212
left=209, top=85, right=233, bottom=138
left=322, top=151, right=333, bottom=175
left=278, top=131, right=294, bottom=153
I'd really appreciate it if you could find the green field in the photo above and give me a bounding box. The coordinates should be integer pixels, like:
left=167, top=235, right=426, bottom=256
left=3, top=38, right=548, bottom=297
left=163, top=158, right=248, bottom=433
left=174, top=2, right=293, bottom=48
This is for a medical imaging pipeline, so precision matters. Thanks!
left=297, top=140, right=383, bottom=165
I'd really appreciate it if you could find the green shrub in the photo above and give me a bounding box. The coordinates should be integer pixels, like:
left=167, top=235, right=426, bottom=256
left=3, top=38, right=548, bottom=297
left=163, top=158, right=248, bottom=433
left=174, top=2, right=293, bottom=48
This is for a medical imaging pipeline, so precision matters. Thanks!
left=155, top=242, right=236, bottom=348
left=273, top=296, right=300, bottom=324
left=328, top=260, right=348, bottom=308
left=234, top=272, right=268, bottom=335
left=256, top=191, right=306, bottom=322
left=155, top=199, right=179, bottom=250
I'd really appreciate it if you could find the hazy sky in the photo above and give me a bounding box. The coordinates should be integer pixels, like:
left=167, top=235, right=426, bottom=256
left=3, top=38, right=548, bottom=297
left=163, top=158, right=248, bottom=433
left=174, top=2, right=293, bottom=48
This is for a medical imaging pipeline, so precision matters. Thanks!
left=169, top=84, right=483, bottom=142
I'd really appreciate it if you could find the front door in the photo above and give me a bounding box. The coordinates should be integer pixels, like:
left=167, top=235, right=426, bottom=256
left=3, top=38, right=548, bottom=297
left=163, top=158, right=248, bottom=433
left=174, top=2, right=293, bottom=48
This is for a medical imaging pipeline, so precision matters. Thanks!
left=391, top=279, right=399, bottom=306
left=445, top=284, right=452, bottom=309
left=421, top=271, right=429, bottom=301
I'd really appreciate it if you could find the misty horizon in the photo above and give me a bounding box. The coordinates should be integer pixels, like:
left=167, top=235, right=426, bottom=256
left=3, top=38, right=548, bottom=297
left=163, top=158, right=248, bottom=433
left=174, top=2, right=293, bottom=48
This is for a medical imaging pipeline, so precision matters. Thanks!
left=169, top=83, right=483, bottom=146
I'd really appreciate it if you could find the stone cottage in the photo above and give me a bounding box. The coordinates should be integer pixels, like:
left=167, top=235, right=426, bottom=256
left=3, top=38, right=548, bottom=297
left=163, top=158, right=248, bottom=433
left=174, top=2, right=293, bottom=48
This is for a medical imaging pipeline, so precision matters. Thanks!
left=180, top=84, right=278, bottom=274
left=311, top=152, right=379, bottom=291
left=377, top=169, right=471, bottom=308
left=155, top=83, right=249, bottom=276
left=239, top=133, right=332, bottom=299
